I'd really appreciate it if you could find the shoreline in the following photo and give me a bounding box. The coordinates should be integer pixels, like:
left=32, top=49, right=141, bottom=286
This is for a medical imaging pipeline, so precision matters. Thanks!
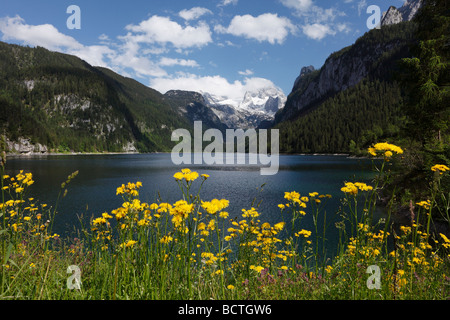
left=5, top=151, right=141, bottom=157
left=5, top=151, right=364, bottom=159
left=6, top=151, right=354, bottom=157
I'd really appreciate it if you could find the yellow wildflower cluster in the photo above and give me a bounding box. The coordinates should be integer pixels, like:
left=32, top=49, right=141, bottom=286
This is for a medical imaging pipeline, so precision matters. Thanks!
left=0, top=172, right=57, bottom=240
left=116, top=181, right=142, bottom=197
left=416, top=200, right=432, bottom=211
left=284, top=191, right=308, bottom=208
left=343, top=225, right=387, bottom=261
left=2, top=170, right=34, bottom=194
left=341, top=182, right=373, bottom=195
left=170, top=200, right=194, bottom=229
left=431, top=164, right=450, bottom=175
left=241, top=207, right=260, bottom=218
left=368, top=142, right=404, bottom=159
left=201, top=199, right=229, bottom=215
left=173, top=168, right=200, bottom=182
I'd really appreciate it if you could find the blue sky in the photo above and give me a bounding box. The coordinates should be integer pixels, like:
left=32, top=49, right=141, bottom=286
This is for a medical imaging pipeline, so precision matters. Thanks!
left=1, top=0, right=407, bottom=100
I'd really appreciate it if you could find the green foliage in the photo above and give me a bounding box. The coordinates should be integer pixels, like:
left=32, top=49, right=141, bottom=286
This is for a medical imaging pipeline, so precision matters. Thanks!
left=386, top=0, right=450, bottom=210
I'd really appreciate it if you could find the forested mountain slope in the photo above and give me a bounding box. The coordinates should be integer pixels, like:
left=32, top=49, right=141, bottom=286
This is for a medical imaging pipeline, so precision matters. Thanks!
left=0, top=42, right=190, bottom=153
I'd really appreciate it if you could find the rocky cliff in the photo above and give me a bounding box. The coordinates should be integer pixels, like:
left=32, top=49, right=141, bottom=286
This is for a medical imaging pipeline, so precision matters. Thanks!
left=381, top=0, right=423, bottom=26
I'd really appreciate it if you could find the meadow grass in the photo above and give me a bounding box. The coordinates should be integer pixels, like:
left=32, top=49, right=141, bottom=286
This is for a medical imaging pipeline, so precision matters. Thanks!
left=0, top=143, right=449, bottom=300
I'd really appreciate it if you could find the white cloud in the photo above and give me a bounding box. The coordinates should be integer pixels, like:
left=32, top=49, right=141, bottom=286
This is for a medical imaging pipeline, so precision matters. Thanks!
left=179, top=7, right=213, bottom=21
left=125, top=15, right=212, bottom=49
left=110, top=39, right=167, bottom=78
left=357, top=0, right=368, bottom=16
left=279, top=0, right=313, bottom=12
left=302, top=23, right=335, bottom=40
left=219, top=0, right=238, bottom=6
left=238, top=69, right=254, bottom=76
left=279, top=1, right=351, bottom=40
left=159, top=57, right=199, bottom=67
left=150, top=73, right=278, bottom=102
left=0, top=15, right=116, bottom=68
left=215, top=13, right=297, bottom=45
left=0, top=15, right=82, bottom=51
left=68, top=45, right=116, bottom=68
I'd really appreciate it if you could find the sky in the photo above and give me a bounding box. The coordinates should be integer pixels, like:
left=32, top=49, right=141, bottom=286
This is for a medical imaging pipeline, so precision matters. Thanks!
left=0, top=0, right=408, bottom=101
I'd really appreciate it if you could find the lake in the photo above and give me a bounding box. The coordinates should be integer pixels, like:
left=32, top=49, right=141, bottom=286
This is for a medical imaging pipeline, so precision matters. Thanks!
left=4, top=153, right=379, bottom=256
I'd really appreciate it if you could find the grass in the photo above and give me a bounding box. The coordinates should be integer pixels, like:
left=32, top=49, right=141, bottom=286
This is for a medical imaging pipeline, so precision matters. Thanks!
left=0, top=143, right=449, bottom=300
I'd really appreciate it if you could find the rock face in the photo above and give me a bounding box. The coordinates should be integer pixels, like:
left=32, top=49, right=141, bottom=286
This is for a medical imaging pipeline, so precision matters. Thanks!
left=6, top=137, right=48, bottom=155
left=381, top=0, right=423, bottom=26
left=274, top=0, right=422, bottom=125
left=381, top=6, right=404, bottom=26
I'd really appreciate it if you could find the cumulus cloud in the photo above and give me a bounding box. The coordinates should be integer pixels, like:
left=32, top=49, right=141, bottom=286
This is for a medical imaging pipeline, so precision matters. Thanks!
left=0, top=15, right=116, bottom=68
left=215, top=13, right=297, bottom=45
left=0, top=15, right=82, bottom=51
left=179, top=7, right=213, bottom=21
left=125, top=15, right=212, bottom=49
left=302, top=23, right=335, bottom=40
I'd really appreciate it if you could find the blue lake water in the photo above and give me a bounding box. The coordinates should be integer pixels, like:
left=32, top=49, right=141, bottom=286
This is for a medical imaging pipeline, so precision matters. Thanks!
left=4, top=153, right=379, bottom=256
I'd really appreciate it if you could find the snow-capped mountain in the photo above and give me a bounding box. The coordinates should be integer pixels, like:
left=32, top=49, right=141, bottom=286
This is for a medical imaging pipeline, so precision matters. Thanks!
left=202, top=87, right=286, bottom=129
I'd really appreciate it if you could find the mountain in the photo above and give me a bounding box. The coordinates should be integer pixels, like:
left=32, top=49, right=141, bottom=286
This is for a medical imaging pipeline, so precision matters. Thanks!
left=273, top=0, right=422, bottom=153
left=202, top=87, right=286, bottom=129
left=0, top=41, right=191, bottom=154
left=163, top=90, right=228, bottom=133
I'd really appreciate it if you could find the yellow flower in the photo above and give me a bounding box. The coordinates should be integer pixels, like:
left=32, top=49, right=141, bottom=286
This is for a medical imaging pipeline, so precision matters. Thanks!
left=202, top=199, right=229, bottom=215
left=431, top=164, right=450, bottom=175
left=121, top=240, right=137, bottom=248
left=341, top=182, right=358, bottom=195
left=207, top=219, right=216, bottom=231
left=295, top=229, right=312, bottom=238
left=219, top=211, right=229, bottom=219
left=160, top=235, right=173, bottom=244
left=173, top=172, right=184, bottom=180
left=149, top=203, right=159, bottom=210
left=284, top=191, right=300, bottom=201
left=182, top=170, right=199, bottom=182
left=341, top=182, right=373, bottom=195
left=416, top=200, right=431, bottom=210
left=440, top=233, right=450, bottom=243
left=241, top=207, right=259, bottom=218
left=15, top=187, right=24, bottom=193
left=201, top=174, right=210, bottom=179
left=250, top=265, right=265, bottom=273
left=274, top=222, right=285, bottom=231
left=227, top=285, right=235, bottom=290
left=368, top=142, right=403, bottom=157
